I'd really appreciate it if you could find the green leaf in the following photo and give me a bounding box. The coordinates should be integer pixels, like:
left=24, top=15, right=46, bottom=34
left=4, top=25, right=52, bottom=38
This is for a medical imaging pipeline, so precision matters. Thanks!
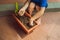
left=15, top=2, right=19, bottom=13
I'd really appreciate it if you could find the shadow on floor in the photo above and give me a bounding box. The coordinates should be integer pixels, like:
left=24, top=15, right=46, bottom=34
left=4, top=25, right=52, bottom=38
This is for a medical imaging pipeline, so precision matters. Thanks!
left=6, top=15, right=29, bottom=38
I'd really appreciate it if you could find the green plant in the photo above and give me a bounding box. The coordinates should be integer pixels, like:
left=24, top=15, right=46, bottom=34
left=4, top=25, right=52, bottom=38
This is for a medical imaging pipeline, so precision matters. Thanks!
left=15, top=2, right=19, bottom=14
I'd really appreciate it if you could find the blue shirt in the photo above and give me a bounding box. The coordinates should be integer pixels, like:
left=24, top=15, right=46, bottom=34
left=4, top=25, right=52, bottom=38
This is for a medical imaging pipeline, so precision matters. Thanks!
left=31, top=0, right=48, bottom=8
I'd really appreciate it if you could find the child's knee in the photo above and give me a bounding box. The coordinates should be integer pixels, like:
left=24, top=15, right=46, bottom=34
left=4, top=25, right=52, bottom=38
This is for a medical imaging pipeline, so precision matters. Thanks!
left=29, top=2, right=35, bottom=9
left=28, top=2, right=35, bottom=14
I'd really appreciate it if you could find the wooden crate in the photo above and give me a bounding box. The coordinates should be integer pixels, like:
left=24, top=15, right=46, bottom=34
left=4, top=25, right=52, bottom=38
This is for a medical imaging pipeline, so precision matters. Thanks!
left=12, top=12, right=38, bottom=34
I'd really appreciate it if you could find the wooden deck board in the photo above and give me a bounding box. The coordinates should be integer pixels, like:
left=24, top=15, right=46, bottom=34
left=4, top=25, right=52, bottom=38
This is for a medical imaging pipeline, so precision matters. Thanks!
left=0, top=12, right=60, bottom=40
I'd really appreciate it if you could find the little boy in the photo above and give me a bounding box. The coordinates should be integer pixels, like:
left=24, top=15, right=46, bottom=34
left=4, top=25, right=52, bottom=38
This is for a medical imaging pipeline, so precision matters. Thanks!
left=18, top=0, right=48, bottom=26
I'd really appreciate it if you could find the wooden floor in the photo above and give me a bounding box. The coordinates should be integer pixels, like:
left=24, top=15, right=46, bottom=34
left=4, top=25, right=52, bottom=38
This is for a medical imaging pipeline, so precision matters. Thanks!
left=0, top=12, right=60, bottom=40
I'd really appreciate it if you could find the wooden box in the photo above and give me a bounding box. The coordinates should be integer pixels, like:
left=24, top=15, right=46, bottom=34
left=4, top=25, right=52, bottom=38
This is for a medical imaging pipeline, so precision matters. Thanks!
left=12, top=12, right=38, bottom=34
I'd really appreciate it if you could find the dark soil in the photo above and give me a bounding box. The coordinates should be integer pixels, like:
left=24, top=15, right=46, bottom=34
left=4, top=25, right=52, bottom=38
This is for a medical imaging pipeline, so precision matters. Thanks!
left=16, top=15, right=37, bottom=29
left=31, top=10, right=38, bottom=16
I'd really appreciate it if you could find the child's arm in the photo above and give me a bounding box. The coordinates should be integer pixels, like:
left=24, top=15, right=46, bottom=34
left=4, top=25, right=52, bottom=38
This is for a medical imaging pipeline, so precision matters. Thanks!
left=22, top=0, right=29, bottom=10
left=18, top=0, right=30, bottom=16
left=30, top=7, right=45, bottom=21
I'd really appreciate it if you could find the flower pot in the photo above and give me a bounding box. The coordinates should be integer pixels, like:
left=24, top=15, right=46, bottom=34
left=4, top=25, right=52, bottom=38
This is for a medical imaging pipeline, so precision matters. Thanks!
left=12, top=12, right=38, bottom=34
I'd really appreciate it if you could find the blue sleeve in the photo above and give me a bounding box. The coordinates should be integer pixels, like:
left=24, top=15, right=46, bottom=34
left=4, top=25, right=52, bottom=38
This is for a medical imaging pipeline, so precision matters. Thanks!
left=39, top=0, right=48, bottom=8
left=30, top=0, right=48, bottom=8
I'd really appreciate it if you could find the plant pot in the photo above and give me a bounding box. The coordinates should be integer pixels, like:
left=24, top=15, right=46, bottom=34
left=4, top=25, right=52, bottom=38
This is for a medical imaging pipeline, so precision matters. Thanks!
left=12, top=12, right=38, bottom=34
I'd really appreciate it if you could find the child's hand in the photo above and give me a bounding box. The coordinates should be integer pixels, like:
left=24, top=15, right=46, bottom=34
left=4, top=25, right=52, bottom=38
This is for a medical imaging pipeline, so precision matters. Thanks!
left=18, top=8, right=25, bottom=16
left=29, top=18, right=34, bottom=26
